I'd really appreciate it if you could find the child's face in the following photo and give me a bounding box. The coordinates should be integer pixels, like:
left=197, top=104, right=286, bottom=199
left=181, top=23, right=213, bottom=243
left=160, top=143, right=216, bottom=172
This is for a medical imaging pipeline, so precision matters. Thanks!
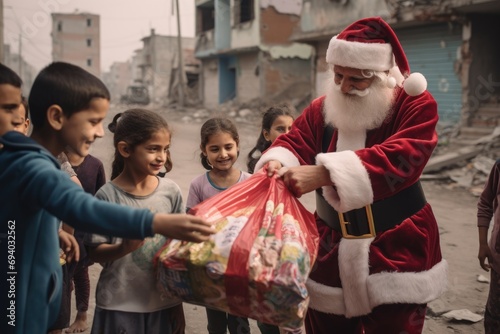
left=0, top=84, right=23, bottom=136
left=126, top=129, right=171, bottom=176
left=60, top=98, right=109, bottom=157
left=203, top=131, right=238, bottom=172
left=263, top=115, right=293, bottom=143
left=12, top=104, right=30, bottom=135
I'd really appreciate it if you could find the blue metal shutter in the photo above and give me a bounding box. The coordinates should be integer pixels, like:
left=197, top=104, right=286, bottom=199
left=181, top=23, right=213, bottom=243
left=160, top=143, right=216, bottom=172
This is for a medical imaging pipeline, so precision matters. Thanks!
left=396, top=23, right=463, bottom=124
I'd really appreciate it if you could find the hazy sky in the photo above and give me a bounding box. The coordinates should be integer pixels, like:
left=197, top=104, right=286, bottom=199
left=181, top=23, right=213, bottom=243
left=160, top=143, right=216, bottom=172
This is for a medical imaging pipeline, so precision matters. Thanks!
left=4, top=0, right=195, bottom=72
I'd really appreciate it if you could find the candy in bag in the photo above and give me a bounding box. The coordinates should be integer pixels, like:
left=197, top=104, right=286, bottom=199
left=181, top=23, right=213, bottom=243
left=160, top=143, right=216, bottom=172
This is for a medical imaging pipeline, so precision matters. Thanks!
left=156, top=168, right=319, bottom=328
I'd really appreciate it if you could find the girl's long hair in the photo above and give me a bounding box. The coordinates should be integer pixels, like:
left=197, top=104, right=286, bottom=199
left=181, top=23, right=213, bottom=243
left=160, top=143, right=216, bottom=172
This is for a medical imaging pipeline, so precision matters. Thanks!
left=108, top=108, right=172, bottom=180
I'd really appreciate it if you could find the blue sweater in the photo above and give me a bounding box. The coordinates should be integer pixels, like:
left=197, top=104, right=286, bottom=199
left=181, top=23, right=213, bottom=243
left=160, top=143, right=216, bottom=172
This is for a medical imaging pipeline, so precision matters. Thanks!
left=0, top=131, right=155, bottom=334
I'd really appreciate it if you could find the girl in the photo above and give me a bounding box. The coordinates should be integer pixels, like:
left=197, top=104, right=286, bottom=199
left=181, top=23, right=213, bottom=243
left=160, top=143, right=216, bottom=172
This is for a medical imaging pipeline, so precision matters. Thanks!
left=86, top=108, right=185, bottom=334
left=247, top=104, right=294, bottom=174
left=186, top=117, right=252, bottom=334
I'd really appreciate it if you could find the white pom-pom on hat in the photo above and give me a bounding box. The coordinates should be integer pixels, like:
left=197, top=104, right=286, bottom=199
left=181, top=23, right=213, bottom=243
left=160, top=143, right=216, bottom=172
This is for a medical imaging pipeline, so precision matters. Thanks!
left=403, top=72, right=427, bottom=96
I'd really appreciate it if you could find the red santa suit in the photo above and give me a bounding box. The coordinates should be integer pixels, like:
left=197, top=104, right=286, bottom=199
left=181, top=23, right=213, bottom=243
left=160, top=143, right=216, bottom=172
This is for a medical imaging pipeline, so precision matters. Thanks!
left=255, top=17, right=447, bottom=333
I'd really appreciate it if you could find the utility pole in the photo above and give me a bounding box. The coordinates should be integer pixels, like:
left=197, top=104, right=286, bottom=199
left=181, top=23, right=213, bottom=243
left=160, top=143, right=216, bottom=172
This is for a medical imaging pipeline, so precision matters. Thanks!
left=0, top=0, right=4, bottom=62
left=175, top=0, right=185, bottom=106
left=18, top=32, right=21, bottom=77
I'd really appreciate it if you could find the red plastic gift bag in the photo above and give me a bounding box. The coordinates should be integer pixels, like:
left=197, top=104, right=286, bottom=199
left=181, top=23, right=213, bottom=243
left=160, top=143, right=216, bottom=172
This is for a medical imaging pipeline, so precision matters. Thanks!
left=155, top=167, right=319, bottom=328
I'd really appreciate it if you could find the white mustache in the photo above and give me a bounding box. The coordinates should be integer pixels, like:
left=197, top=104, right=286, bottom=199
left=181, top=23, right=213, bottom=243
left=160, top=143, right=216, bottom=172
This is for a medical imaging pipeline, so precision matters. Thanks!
left=333, top=84, right=370, bottom=97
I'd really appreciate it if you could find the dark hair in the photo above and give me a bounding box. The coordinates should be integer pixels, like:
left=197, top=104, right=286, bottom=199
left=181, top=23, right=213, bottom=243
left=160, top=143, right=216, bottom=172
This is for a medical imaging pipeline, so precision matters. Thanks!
left=247, top=104, right=294, bottom=173
left=108, top=108, right=172, bottom=180
left=21, top=96, right=29, bottom=119
left=0, top=63, right=22, bottom=87
left=199, top=117, right=239, bottom=170
left=28, top=62, right=110, bottom=128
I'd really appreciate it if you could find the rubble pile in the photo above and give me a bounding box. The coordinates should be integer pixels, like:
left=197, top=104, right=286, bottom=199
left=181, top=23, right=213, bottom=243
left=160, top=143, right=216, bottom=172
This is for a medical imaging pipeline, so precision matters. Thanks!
left=423, top=126, right=500, bottom=196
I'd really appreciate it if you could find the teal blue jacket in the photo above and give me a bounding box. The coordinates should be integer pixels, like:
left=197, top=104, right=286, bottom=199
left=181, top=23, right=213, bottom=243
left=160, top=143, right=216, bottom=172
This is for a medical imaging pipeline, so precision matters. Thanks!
left=0, top=131, right=155, bottom=334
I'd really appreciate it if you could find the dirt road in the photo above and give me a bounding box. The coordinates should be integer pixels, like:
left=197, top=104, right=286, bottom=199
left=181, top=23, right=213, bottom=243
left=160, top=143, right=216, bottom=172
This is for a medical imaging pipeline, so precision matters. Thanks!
left=71, top=106, right=488, bottom=334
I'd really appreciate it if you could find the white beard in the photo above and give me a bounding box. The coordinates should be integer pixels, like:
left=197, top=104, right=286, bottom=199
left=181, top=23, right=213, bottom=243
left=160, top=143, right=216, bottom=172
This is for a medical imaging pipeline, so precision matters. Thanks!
left=323, top=77, right=396, bottom=133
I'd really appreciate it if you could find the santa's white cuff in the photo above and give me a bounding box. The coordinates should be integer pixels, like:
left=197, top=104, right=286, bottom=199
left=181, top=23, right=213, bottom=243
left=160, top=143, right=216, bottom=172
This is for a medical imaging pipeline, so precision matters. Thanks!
left=254, top=147, right=300, bottom=172
left=316, top=151, right=373, bottom=212
left=306, top=259, right=448, bottom=317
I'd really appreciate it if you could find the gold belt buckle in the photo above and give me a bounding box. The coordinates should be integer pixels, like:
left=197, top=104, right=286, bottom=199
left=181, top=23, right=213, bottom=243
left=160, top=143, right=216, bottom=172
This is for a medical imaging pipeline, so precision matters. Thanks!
left=338, top=205, right=376, bottom=239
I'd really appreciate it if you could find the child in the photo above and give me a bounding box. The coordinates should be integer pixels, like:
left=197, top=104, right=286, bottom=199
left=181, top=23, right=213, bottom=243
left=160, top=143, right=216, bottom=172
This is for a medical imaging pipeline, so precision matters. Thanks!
left=0, top=62, right=214, bottom=334
left=477, top=158, right=500, bottom=334
left=186, top=117, right=252, bottom=334
left=246, top=106, right=296, bottom=334
left=12, top=96, right=30, bottom=135
left=64, top=147, right=106, bottom=333
left=247, top=104, right=294, bottom=174
left=86, top=108, right=185, bottom=334
left=0, top=63, right=23, bottom=135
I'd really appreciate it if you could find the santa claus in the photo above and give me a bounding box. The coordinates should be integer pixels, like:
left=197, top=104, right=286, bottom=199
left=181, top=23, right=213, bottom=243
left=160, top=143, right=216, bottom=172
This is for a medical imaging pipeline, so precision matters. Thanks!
left=255, top=17, right=448, bottom=333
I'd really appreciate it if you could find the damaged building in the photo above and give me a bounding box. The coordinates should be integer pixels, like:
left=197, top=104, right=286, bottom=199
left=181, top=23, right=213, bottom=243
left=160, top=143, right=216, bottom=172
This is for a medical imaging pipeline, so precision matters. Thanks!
left=290, top=0, right=500, bottom=142
left=136, top=29, right=200, bottom=106
left=103, top=29, right=200, bottom=106
left=195, top=0, right=313, bottom=109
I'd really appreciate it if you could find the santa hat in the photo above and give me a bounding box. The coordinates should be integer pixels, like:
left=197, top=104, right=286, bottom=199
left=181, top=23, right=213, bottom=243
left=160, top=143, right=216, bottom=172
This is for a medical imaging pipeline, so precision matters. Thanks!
left=326, top=17, right=427, bottom=96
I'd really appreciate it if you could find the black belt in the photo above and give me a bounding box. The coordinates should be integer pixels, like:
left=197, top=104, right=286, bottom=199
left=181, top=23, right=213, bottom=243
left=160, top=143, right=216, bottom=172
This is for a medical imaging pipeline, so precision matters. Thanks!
left=315, top=181, right=427, bottom=238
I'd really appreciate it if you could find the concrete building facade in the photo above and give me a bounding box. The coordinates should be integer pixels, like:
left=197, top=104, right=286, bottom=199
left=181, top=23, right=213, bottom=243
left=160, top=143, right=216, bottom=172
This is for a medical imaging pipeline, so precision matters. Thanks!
left=101, top=61, right=132, bottom=103
left=195, top=0, right=313, bottom=109
left=51, top=12, right=101, bottom=78
left=132, top=29, right=199, bottom=106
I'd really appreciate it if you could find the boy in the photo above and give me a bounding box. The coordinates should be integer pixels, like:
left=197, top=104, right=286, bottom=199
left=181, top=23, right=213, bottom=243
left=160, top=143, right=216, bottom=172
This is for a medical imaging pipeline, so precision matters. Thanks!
left=0, top=62, right=214, bottom=334
left=0, top=63, right=23, bottom=135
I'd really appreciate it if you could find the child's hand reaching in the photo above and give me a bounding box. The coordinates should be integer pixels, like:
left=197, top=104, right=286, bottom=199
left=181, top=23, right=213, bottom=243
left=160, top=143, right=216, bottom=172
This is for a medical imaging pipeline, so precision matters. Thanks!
left=153, top=213, right=215, bottom=242
left=58, top=229, right=80, bottom=263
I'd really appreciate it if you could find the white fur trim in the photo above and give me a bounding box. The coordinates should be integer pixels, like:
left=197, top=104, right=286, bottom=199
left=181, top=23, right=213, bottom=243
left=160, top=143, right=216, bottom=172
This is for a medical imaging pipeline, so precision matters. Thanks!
left=316, top=151, right=373, bottom=212
left=326, top=36, right=394, bottom=71
left=254, top=147, right=300, bottom=172
left=307, top=259, right=448, bottom=316
left=306, top=280, right=345, bottom=315
left=338, top=238, right=374, bottom=317
left=368, top=259, right=448, bottom=306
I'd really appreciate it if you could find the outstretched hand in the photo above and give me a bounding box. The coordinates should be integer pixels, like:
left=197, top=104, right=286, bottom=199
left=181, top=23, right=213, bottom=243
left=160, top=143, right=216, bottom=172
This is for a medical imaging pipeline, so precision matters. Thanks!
left=152, top=213, right=215, bottom=242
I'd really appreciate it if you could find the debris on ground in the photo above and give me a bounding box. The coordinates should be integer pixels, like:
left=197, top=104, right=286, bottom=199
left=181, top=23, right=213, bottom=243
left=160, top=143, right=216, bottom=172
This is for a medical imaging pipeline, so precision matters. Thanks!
left=423, top=126, right=500, bottom=197
left=441, top=309, right=484, bottom=323
left=476, top=275, right=490, bottom=284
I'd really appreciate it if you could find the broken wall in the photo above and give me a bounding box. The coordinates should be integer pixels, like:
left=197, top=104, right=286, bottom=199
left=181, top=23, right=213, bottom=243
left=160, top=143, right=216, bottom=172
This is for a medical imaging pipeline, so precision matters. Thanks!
left=236, top=52, right=261, bottom=103
left=261, top=54, right=311, bottom=104
left=231, top=0, right=260, bottom=49
left=299, top=0, right=390, bottom=34
left=260, top=5, right=299, bottom=44
left=468, top=14, right=500, bottom=109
